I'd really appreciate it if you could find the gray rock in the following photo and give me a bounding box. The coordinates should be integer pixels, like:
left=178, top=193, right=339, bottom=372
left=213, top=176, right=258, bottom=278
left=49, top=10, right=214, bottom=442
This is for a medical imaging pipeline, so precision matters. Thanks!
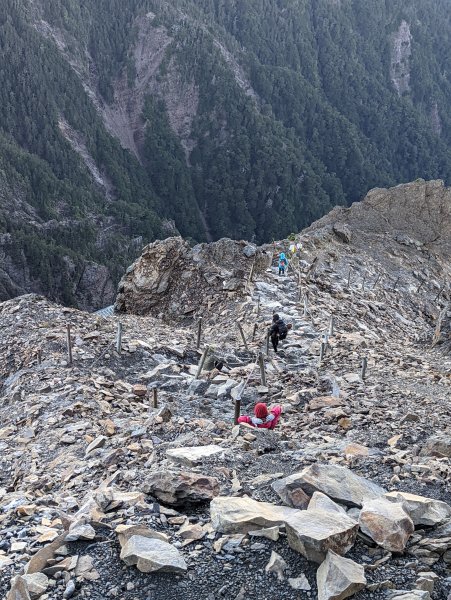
left=333, top=223, right=352, bottom=244
left=285, top=508, right=359, bottom=563
left=288, top=574, right=311, bottom=591
left=265, top=550, right=288, bottom=581
left=143, top=470, right=219, bottom=505
left=22, top=574, right=48, bottom=600
left=317, top=550, right=366, bottom=600
left=387, top=591, right=431, bottom=600
left=166, top=444, right=224, bottom=466
left=274, top=464, right=386, bottom=508
left=359, top=497, right=414, bottom=552
left=210, top=496, right=300, bottom=534
left=120, top=535, right=187, bottom=573
left=385, top=491, right=451, bottom=526
left=420, top=434, right=451, bottom=458
left=308, top=491, right=349, bottom=516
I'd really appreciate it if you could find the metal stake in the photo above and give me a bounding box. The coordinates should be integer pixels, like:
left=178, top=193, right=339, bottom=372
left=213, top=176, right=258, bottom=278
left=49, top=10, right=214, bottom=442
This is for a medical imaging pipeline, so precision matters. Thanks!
left=258, top=352, right=266, bottom=387
left=66, top=324, right=73, bottom=366
left=328, top=315, right=335, bottom=336
left=196, top=317, right=202, bottom=350
left=237, top=323, right=249, bottom=351
left=361, top=357, right=368, bottom=381
left=195, top=345, right=210, bottom=379
left=234, top=399, right=241, bottom=425
left=116, top=322, right=123, bottom=354
left=152, top=388, right=158, bottom=409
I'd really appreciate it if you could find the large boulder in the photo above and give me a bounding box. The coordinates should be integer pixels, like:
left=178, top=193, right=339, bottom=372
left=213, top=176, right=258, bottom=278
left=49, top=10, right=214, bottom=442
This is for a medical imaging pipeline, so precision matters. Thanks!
left=115, top=236, right=271, bottom=317
left=385, top=491, right=451, bottom=526
left=359, top=497, right=414, bottom=552
left=143, top=470, right=219, bottom=505
left=210, top=496, right=299, bottom=534
left=285, top=509, right=359, bottom=563
left=317, top=550, right=366, bottom=600
left=272, top=464, right=386, bottom=508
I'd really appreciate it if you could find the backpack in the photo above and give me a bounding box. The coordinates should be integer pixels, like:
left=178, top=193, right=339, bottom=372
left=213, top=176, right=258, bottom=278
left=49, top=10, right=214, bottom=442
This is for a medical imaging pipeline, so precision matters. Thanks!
left=277, top=319, right=288, bottom=335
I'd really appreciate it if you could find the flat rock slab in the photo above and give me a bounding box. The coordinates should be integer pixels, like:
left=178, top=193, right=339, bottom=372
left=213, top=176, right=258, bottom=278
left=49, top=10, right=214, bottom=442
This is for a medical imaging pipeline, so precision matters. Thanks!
left=210, top=496, right=300, bottom=534
left=387, top=592, right=431, bottom=600
left=385, top=491, right=451, bottom=526
left=285, top=508, right=359, bottom=563
left=273, top=464, right=386, bottom=508
left=120, top=535, right=187, bottom=574
left=359, top=497, right=414, bottom=552
left=317, top=550, right=366, bottom=600
left=166, top=445, right=224, bottom=466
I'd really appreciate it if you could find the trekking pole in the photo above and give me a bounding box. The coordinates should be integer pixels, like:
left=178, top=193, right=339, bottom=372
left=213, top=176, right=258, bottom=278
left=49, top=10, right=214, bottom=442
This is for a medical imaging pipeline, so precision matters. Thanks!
left=196, top=317, right=202, bottom=350
left=237, top=323, right=249, bottom=351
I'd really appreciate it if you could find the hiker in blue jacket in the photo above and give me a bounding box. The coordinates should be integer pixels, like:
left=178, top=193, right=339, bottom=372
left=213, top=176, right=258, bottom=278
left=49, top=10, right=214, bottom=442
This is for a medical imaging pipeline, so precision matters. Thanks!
left=278, top=252, right=288, bottom=276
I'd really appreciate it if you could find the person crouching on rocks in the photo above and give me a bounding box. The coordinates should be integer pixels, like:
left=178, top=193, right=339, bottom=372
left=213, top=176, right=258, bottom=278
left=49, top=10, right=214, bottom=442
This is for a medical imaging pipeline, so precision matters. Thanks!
left=237, top=402, right=282, bottom=430
left=270, top=313, right=289, bottom=353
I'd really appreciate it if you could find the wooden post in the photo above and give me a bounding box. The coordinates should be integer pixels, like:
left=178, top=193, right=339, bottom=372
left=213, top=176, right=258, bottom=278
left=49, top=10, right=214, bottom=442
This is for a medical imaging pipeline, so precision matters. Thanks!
left=66, top=323, right=73, bottom=366
left=328, top=315, right=334, bottom=337
left=237, top=323, right=249, bottom=351
left=234, top=399, right=241, bottom=425
left=152, top=388, right=158, bottom=409
left=195, top=345, right=210, bottom=379
left=258, top=352, right=266, bottom=387
left=361, top=357, right=368, bottom=381
left=196, top=317, right=202, bottom=350
left=116, top=322, right=123, bottom=354
left=252, top=323, right=258, bottom=342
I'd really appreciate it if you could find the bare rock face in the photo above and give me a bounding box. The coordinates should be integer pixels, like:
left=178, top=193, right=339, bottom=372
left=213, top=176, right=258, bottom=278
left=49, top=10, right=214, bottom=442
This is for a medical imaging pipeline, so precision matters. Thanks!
left=359, top=497, right=414, bottom=552
left=115, top=236, right=271, bottom=318
left=317, top=550, right=366, bottom=600
left=143, top=470, right=220, bottom=506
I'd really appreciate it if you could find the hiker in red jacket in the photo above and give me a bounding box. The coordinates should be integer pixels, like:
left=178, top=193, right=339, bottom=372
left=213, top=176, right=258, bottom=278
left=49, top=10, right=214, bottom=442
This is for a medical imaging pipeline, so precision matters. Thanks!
left=237, top=402, right=282, bottom=430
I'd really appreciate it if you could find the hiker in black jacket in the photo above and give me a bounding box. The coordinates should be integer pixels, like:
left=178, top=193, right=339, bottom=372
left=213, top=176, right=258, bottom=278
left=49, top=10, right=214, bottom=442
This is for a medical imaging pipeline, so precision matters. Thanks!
left=270, top=313, right=289, bottom=353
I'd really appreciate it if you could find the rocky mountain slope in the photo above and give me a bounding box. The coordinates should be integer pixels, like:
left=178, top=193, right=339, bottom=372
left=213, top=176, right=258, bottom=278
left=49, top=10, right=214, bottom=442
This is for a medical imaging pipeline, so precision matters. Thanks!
left=0, top=180, right=450, bottom=599
left=1, top=0, right=451, bottom=308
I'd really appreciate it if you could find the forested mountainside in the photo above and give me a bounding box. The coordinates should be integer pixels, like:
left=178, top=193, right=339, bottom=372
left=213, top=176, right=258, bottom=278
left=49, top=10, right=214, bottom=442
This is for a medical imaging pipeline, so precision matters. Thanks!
left=1, top=0, right=451, bottom=308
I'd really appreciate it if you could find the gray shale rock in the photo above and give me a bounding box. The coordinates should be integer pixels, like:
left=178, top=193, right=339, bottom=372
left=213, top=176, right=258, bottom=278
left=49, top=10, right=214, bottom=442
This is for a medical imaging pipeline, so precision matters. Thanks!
left=359, top=497, right=414, bottom=552
left=273, top=464, right=386, bottom=508
left=120, top=535, right=187, bottom=574
left=144, top=470, right=220, bottom=505
left=166, top=444, right=224, bottom=466
left=285, top=509, right=359, bottom=563
left=317, top=550, right=367, bottom=600
left=385, top=491, right=451, bottom=526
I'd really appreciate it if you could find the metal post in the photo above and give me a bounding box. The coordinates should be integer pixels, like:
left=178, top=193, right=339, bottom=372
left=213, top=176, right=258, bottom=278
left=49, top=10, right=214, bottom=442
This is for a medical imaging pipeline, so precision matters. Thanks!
left=361, top=357, right=368, bottom=381
left=252, top=323, right=258, bottom=342
left=66, top=324, right=73, bottom=366
left=256, top=297, right=260, bottom=317
left=328, top=315, right=334, bottom=336
left=152, top=388, right=158, bottom=409
left=362, top=274, right=366, bottom=293
left=434, top=282, right=446, bottom=302
left=303, top=294, right=308, bottom=317
left=258, top=352, right=266, bottom=387
left=372, top=274, right=381, bottom=289
left=347, top=268, right=352, bottom=288
left=234, top=399, right=241, bottom=425
left=318, top=341, right=326, bottom=366
left=116, top=322, right=123, bottom=354
left=237, top=323, right=249, bottom=351
left=195, top=345, right=210, bottom=379
left=196, top=317, right=202, bottom=350
left=266, top=329, right=270, bottom=356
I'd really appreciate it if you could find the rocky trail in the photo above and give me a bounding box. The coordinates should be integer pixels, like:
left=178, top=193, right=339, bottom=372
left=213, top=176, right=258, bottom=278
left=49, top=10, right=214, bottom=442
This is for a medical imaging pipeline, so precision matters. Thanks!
left=0, top=180, right=450, bottom=599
